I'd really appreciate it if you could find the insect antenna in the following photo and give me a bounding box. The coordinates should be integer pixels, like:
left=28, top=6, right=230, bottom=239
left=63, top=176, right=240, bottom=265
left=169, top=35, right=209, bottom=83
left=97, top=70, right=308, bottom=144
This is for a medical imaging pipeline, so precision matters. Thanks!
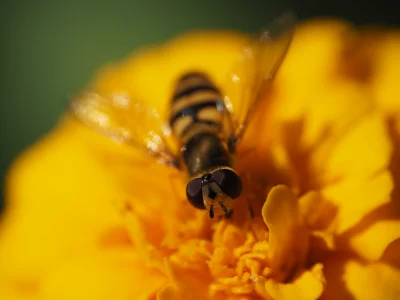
left=219, top=202, right=228, bottom=214
left=209, top=205, right=214, bottom=219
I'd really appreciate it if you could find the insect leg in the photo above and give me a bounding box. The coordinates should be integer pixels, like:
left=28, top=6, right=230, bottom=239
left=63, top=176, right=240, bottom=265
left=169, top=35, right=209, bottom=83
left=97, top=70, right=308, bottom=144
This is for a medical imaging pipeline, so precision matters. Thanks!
left=224, top=210, right=234, bottom=219
left=219, top=202, right=229, bottom=214
left=219, top=201, right=234, bottom=219
left=242, top=171, right=260, bottom=219
left=209, top=205, right=214, bottom=218
left=248, top=202, right=255, bottom=219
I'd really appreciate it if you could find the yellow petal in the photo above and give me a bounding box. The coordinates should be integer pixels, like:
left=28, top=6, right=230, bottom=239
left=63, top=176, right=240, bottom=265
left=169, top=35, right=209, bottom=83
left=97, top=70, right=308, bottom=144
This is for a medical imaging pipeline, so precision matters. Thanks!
left=326, top=113, right=392, bottom=180
left=320, top=254, right=354, bottom=300
left=262, top=264, right=325, bottom=300
left=41, top=249, right=167, bottom=300
left=344, top=261, right=400, bottom=300
left=157, top=284, right=181, bottom=300
left=91, top=31, right=250, bottom=115
left=165, top=258, right=211, bottom=300
left=322, top=254, right=400, bottom=300
left=274, top=19, right=354, bottom=120
left=371, top=30, right=400, bottom=114
left=347, top=220, right=400, bottom=261
left=0, top=118, right=124, bottom=280
left=298, top=191, right=324, bottom=228
left=303, top=82, right=373, bottom=180
left=0, top=277, right=40, bottom=300
left=322, top=170, right=393, bottom=234
left=264, top=85, right=374, bottom=194
left=262, top=185, right=308, bottom=281
left=301, top=81, right=372, bottom=151
left=391, top=115, right=400, bottom=215
left=381, top=238, right=400, bottom=268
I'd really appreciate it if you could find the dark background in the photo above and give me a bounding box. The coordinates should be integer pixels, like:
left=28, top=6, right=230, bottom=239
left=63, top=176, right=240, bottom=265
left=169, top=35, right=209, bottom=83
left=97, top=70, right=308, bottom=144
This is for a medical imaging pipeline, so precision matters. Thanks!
left=0, top=0, right=398, bottom=208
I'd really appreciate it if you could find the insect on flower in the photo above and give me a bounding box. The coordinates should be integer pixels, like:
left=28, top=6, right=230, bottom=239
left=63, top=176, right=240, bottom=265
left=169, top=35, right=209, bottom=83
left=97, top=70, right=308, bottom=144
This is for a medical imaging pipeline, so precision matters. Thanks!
left=69, top=13, right=295, bottom=219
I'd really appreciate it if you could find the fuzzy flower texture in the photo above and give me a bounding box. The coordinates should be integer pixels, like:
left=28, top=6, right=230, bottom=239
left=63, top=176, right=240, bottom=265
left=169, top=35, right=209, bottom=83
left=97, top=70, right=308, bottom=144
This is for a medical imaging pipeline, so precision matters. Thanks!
left=1, top=19, right=400, bottom=300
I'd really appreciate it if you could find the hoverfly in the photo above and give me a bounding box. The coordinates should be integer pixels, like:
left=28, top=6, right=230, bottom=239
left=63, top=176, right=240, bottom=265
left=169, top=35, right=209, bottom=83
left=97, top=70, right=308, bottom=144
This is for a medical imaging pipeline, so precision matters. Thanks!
left=70, top=12, right=295, bottom=219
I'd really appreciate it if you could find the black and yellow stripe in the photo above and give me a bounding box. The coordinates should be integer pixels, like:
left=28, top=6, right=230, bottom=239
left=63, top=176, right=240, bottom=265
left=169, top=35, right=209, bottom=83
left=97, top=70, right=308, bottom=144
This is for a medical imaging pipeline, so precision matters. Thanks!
left=170, top=73, right=224, bottom=143
left=172, top=72, right=219, bottom=101
left=170, top=72, right=233, bottom=176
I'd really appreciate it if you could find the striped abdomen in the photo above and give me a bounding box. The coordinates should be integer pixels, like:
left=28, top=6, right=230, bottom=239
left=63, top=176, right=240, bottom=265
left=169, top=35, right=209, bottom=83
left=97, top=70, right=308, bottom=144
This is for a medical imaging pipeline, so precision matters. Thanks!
left=170, top=72, right=232, bottom=176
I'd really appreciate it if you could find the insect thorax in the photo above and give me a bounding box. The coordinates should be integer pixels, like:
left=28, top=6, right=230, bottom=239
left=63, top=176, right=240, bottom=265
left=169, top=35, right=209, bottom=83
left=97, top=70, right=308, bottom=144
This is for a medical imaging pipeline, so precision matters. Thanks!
left=182, top=132, right=232, bottom=176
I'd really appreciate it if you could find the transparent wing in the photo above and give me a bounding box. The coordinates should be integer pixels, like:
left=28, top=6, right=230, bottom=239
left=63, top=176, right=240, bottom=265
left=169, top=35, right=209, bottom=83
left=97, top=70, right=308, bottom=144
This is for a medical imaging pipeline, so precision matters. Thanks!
left=223, top=12, right=296, bottom=149
left=69, top=91, right=179, bottom=168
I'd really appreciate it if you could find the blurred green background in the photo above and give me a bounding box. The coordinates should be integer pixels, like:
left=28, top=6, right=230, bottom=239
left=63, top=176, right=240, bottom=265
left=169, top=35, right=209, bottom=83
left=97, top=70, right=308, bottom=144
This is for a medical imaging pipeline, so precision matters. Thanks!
left=0, top=0, right=397, bottom=208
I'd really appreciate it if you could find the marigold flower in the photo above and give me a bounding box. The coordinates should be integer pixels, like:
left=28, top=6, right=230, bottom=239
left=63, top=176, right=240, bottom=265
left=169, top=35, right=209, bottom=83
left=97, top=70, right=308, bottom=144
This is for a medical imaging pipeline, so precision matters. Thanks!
left=1, top=19, right=400, bottom=300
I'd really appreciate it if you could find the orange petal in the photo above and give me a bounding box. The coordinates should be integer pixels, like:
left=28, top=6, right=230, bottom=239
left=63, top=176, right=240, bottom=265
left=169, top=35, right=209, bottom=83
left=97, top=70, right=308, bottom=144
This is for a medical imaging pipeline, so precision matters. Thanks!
left=157, top=284, right=181, bottom=300
left=348, top=220, right=400, bottom=261
left=165, top=257, right=211, bottom=300
left=0, top=118, right=125, bottom=280
left=260, top=264, right=325, bottom=300
left=344, top=261, right=400, bottom=299
left=42, top=249, right=167, bottom=300
left=322, top=170, right=393, bottom=234
left=262, top=185, right=309, bottom=281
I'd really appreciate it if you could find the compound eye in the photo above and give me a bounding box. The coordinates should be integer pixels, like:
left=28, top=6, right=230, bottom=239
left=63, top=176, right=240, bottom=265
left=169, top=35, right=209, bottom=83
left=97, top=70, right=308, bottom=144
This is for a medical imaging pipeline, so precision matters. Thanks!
left=211, top=169, right=242, bottom=199
left=186, top=178, right=205, bottom=209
